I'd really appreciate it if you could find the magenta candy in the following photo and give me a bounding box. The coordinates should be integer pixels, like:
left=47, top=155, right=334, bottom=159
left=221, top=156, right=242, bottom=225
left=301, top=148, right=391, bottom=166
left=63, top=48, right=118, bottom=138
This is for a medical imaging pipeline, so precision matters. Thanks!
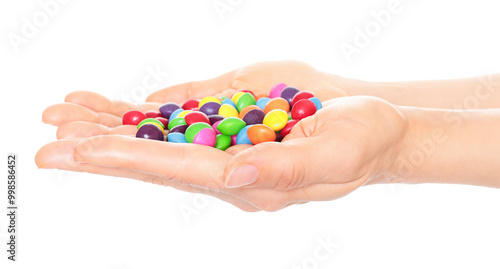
left=231, top=135, right=237, bottom=146
left=212, top=121, right=222, bottom=135
left=269, top=83, right=287, bottom=98
left=193, top=128, right=216, bottom=147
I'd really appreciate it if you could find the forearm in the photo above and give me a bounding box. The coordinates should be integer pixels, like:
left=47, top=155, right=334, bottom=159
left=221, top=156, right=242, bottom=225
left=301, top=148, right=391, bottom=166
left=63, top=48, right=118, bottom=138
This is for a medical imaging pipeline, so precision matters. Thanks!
left=336, top=73, right=500, bottom=109
left=390, top=106, right=500, bottom=188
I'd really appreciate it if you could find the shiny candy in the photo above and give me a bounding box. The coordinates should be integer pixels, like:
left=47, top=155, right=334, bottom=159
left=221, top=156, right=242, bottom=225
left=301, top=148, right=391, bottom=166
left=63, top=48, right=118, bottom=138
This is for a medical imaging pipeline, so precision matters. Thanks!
left=182, top=99, right=199, bottom=110
left=144, top=111, right=162, bottom=118
left=136, top=124, right=164, bottom=141
left=239, top=105, right=262, bottom=119
left=159, top=103, right=182, bottom=119
left=236, top=126, right=253, bottom=145
left=236, top=93, right=256, bottom=112
left=176, top=110, right=192, bottom=118
left=170, top=124, right=188, bottom=134
left=215, top=134, right=231, bottom=151
left=217, top=117, right=246, bottom=136
left=193, top=128, right=216, bottom=147
left=291, top=91, right=315, bottom=107
left=264, top=97, right=290, bottom=114
left=199, top=102, right=221, bottom=116
left=137, top=118, right=165, bottom=132
left=269, top=83, right=287, bottom=98
left=280, top=87, right=300, bottom=106
left=231, top=92, right=245, bottom=104
left=263, top=109, right=288, bottom=131
left=280, top=120, right=298, bottom=137
left=256, top=97, right=271, bottom=110
left=242, top=109, right=265, bottom=125
left=208, top=115, right=224, bottom=125
left=123, top=111, right=147, bottom=125
left=247, top=124, right=276, bottom=144
left=167, top=117, right=187, bottom=130
left=167, top=132, right=187, bottom=143
left=212, top=121, right=222, bottom=135
left=219, top=104, right=239, bottom=118
left=185, top=122, right=212, bottom=143
left=169, top=108, right=184, bottom=121
left=155, top=117, right=169, bottom=128
left=184, top=111, right=210, bottom=126
left=221, top=98, right=237, bottom=109
left=291, top=99, right=317, bottom=120
left=199, top=96, right=221, bottom=108
left=309, top=97, right=322, bottom=110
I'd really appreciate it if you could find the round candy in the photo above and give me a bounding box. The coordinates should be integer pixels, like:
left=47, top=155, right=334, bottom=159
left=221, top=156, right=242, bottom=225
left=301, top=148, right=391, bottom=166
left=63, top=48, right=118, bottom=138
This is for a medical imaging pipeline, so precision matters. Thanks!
left=184, top=111, right=210, bottom=126
left=159, top=103, right=182, bottom=119
left=275, top=132, right=284, bottom=142
left=231, top=92, right=245, bottom=104
left=199, top=102, right=221, bottom=116
left=264, top=97, right=290, bottom=114
left=236, top=93, right=256, bottom=112
left=256, top=97, right=271, bottom=110
left=291, top=91, right=315, bottom=107
left=169, top=108, right=184, bottom=121
left=182, top=99, right=200, bottom=110
left=269, top=83, right=287, bottom=98
left=219, top=104, right=239, bottom=118
left=280, top=87, right=300, bottom=106
left=221, top=98, right=237, bottom=109
left=193, top=128, right=216, bottom=147
left=309, top=97, right=322, bottom=110
left=167, top=132, right=187, bottom=143
left=291, top=99, right=317, bottom=120
left=170, top=124, right=188, bottom=134
left=208, top=115, right=225, bottom=125
left=176, top=110, right=192, bottom=118
left=136, top=124, right=164, bottom=141
left=217, top=117, right=247, bottom=136
left=242, top=109, right=265, bottom=125
left=215, top=134, right=231, bottom=151
left=247, top=124, right=276, bottom=144
left=137, top=118, right=165, bottom=132
left=199, top=96, right=221, bottom=108
left=144, top=110, right=162, bottom=118
left=123, top=110, right=147, bottom=125
left=155, top=117, right=169, bottom=128
left=280, top=120, right=298, bottom=137
left=167, top=117, right=187, bottom=130
left=236, top=126, right=253, bottom=145
left=212, top=121, right=222, bottom=135
left=230, top=135, right=237, bottom=146
left=185, top=122, right=212, bottom=143
left=255, top=93, right=268, bottom=101
left=239, top=105, right=262, bottom=119
left=263, top=109, right=288, bottom=131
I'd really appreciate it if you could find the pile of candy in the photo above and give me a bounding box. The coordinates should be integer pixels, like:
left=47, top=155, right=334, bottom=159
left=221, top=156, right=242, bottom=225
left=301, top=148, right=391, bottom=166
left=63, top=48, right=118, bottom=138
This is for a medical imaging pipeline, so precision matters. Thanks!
left=122, top=83, right=322, bottom=151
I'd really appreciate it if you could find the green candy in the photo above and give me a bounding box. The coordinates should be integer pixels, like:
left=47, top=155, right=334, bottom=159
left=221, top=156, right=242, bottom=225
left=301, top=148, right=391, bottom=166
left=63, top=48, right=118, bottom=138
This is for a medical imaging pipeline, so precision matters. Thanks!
left=185, top=122, right=212, bottom=143
left=215, top=134, right=231, bottom=151
left=236, top=92, right=256, bottom=112
left=288, top=114, right=292, bottom=121
left=167, top=117, right=187, bottom=130
left=137, top=118, right=164, bottom=129
left=217, top=117, right=246, bottom=136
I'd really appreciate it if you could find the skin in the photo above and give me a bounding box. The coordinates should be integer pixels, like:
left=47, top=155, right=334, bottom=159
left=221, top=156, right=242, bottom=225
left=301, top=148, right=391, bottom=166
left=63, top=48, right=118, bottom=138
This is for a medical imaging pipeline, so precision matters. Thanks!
left=36, top=61, right=500, bottom=212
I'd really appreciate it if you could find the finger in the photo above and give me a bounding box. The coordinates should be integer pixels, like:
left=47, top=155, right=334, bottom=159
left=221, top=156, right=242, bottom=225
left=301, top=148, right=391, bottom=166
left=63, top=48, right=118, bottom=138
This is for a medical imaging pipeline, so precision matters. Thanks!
left=35, top=139, right=259, bottom=212
left=146, top=70, right=236, bottom=103
left=56, top=121, right=137, bottom=139
left=65, top=91, right=162, bottom=118
left=43, top=103, right=123, bottom=127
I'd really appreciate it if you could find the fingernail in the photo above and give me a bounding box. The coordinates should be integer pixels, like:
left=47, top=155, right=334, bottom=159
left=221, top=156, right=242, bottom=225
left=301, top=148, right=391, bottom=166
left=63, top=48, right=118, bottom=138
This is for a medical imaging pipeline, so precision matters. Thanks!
left=225, top=164, right=259, bottom=188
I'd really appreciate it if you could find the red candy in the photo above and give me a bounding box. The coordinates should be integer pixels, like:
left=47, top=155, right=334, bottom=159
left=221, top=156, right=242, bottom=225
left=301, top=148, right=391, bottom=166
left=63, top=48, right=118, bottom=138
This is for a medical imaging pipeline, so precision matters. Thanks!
left=291, top=99, right=317, bottom=120
left=184, top=111, right=211, bottom=126
left=182, top=99, right=200, bottom=110
left=145, top=110, right=162, bottom=118
left=155, top=117, right=169, bottom=127
left=122, top=110, right=147, bottom=125
left=280, top=120, right=298, bottom=137
left=291, top=91, right=315, bottom=107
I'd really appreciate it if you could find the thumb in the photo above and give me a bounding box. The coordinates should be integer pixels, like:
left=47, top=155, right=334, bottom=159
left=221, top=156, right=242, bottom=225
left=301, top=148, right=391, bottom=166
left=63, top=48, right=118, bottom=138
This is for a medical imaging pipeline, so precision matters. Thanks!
left=223, top=137, right=329, bottom=190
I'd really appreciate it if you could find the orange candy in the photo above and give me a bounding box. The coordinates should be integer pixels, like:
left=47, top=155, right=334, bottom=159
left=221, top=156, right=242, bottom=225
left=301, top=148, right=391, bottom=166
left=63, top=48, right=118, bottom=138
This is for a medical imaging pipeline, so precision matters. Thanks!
left=264, top=97, right=290, bottom=114
left=255, top=93, right=268, bottom=101
left=239, top=105, right=262, bottom=119
left=247, top=124, right=276, bottom=144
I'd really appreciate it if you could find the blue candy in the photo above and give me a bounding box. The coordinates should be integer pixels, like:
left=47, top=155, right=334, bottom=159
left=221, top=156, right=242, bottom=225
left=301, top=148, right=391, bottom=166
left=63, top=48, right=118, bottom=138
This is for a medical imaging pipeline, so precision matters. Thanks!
left=221, top=98, right=237, bottom=109
left=256, top=97, right=271, bottom=110
left=308, top=97, right=322, bottom=110
left=169, top=108, right=184, bottom=121
left=236, top=125, right=253, bottom=145
left=167, top=132, right=187, bottom=143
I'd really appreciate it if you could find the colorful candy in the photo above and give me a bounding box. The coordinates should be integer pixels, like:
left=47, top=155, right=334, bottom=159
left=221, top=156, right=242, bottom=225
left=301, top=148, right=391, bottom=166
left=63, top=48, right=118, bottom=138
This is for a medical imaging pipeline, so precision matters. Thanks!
left=126, top=83, right=322, bottom=150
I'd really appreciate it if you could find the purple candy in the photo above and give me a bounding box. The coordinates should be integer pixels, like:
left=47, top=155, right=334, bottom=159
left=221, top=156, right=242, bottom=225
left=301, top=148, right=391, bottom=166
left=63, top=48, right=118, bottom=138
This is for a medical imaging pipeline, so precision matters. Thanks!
left=159, top=102, right=181, bottom=119
left=199, top=102, right=221, bottom=116
left=136, top=124, right=164, bottom=141
left=169, top=124, right=188, bottom=134
left=242, top=109, right=265, bottom=125
left=208, top=115, right=225, bottom=125
left=275, top=132, right=284, bottom=142
left=280, top=87, right=300, bottom=106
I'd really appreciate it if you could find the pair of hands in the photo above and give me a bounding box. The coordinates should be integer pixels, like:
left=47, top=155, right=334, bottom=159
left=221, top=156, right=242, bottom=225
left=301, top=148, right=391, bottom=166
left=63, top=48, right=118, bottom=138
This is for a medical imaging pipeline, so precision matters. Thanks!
left=36, top=61, right=409, bottom=212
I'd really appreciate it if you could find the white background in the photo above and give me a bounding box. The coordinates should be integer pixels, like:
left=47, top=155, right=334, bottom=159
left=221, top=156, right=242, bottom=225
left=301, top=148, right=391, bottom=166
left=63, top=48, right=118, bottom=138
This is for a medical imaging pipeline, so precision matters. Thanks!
left=1, top=0, right=500, bottom=268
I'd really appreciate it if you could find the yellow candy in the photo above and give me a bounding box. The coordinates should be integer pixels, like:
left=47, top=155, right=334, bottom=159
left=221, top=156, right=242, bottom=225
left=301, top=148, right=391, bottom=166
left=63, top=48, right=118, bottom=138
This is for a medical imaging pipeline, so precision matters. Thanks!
left=231, top=92, right=245, bottom=105
left=199, top=96, right=221, bottom=108
left=219, top=104, right=239, bottom=118
left=263, top=109, right=288, bottom=131
left=176, top=110, right=192, bottom=118
left=142, top=122, right=165, bottom=134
